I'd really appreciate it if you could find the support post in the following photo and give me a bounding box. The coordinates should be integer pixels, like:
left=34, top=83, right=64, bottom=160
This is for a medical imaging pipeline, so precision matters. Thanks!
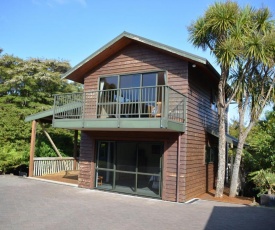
left=73, top=130, right=78, bottom=170
left=39, top=122, right=62, bottom=158
left=29, top=120, right=37, bottom=177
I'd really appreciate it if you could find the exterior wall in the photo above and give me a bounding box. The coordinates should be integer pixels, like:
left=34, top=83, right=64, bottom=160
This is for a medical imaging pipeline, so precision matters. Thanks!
left=184, top=64, right=219, bottom=200
left=78, top=132, right=95, bottom=188
left=78, top=130, right=179, bottom=201
left=78, top=42, right=218, bottom=202
left=82, top=42, right=189, bottom=202
left=83, top=43, right=188, bottom=94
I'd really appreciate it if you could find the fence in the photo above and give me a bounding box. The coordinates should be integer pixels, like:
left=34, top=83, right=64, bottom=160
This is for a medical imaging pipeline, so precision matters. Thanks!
left=33, top=157, right=79, bottom=176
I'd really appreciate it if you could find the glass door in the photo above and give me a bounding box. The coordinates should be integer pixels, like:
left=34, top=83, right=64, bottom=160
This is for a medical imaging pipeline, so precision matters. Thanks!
left=95, top=141, right=163, bottom=198
left=96, top=141, right=115, bottom=190
left=119, top=74, right=140, bottom=117
left=115, top=142, right=137, bottom=193
left=98, top=76, right=118, bottom=118
left=137, top=143, right=161, bottom=197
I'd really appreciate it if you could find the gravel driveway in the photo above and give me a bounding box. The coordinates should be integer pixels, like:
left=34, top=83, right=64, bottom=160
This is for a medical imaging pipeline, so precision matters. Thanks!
left=0, top=175, right=274, bottom=230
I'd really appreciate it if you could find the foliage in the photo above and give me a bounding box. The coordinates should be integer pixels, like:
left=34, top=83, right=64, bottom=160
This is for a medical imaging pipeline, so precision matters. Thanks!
left=188, top=0, right=242, bottom=197
left=188, top=1, right=275, bottom=197
left=249, top=169, right=275, bottom=196
left=35, top=125, right=76, bottom=157
left=244, top=108, right=275, bottom=172
left=0, top=54, right=82, bottom=108
left=0, top=53, right=82, bottom=173
left=0, top=145, right=28, bottom=174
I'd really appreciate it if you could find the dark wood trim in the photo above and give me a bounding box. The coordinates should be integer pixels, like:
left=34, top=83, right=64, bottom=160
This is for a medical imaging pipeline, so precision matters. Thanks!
left=28, top=120, right=37, bottom=177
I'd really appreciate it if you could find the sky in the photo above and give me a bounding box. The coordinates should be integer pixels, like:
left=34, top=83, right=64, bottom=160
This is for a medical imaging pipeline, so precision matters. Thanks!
left=1, top=0, right=275, bottom=121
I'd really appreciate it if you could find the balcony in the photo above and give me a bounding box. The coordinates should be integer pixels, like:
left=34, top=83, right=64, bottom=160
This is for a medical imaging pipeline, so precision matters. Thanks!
left=52, top=86, right=186, bottom=132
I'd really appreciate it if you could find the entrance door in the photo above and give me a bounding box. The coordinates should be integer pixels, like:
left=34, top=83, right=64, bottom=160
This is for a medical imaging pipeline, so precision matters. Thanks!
left=95, top=141, right=162, bottom=198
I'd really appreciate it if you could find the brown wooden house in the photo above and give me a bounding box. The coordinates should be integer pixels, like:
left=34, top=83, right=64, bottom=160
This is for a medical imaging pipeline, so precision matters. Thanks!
left=26, top=32, right=233, bottom=202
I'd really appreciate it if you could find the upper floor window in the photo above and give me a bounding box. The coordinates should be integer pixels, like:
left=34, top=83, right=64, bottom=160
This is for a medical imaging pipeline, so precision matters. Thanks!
left=99, top=72, right=165, bottom=103
left=98, top=72, right=166, bottom=118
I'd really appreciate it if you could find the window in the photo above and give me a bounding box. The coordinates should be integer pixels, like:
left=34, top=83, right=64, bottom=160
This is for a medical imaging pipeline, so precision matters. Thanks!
left=98, top=72, right=166, bottom=118
left=205, top=146, right=217, bottom=164
left=95, top=141, right=163, bottom=198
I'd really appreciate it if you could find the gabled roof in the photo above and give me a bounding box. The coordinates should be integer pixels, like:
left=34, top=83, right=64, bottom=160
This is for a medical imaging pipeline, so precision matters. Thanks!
left=62, top=31, right=220, bottom=83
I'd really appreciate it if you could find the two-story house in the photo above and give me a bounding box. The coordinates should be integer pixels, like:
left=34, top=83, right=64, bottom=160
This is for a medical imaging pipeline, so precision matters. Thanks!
left=26, top=32, right=229, bottom=202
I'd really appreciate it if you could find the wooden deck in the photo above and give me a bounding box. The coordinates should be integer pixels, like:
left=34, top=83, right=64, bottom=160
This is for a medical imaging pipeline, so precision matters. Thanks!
left=197, top=187, right=254, bottom=205
left=36, top=170, right=79, bottom=185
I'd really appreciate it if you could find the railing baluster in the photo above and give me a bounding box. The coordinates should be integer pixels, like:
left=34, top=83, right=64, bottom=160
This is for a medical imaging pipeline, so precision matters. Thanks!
left=52, top=86, right=186, bottom=124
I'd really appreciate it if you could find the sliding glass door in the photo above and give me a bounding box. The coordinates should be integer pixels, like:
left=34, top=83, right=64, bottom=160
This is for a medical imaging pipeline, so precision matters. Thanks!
left=95, top=141, right=163, bottom=198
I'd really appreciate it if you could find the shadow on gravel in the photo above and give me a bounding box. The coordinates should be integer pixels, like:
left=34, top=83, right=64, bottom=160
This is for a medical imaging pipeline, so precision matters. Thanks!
left=205, top=206, right=275, bottom=230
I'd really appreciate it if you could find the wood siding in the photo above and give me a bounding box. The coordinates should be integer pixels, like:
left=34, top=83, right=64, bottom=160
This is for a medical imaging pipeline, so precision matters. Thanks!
left=78, top=42, right=219, bottom=202
left=78, top=132, right=95, bottom=188
left=78, top=130, right=179, bottom=201
left=84, top=43, right=188, bottom=94
left=184, top=64, right=219, bottom=200
left=82, top=42, right=189, bottom=202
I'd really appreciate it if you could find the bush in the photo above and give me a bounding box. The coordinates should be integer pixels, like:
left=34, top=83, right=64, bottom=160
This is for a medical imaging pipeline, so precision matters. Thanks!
left=0, top=145, right=28, bottom=174
left=249, top=169, right=275, bottom=196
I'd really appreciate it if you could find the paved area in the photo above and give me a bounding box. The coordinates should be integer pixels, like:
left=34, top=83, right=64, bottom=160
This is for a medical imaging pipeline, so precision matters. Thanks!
left=0, top=175, right=275, bottom=230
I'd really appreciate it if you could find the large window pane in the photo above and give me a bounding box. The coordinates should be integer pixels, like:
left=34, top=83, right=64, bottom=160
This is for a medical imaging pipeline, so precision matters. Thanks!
left=142, top=73, right=156, bottom=103
left=116, top=142, right=136, bottom=172
left=120, top=74, right=140, bottom=102
left=100, top=76, right=118, bottom=90
left=98, top=77, right=118, bottom=118
left=115, top=172, right=135, bottom=193
left=142, top=73, right=157, bottom=87
left=97, top=142, right=114, bottom=169
left=96, top=170, right=113, bottom=190
left=137, top=174, right=160, bottom=197
left=120, top=74, right=140, bottom=88
left=96, top=141, right=162, bottom=198
left=138, top=143, right=161, bottom=173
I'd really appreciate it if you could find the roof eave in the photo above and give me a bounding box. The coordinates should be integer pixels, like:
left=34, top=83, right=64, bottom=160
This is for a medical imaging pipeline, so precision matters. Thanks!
left=62, top=31, right=218, bottom=83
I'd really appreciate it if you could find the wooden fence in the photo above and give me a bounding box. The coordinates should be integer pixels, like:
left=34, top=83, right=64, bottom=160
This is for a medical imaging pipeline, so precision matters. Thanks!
left=33, top=157, right=79, bottom=176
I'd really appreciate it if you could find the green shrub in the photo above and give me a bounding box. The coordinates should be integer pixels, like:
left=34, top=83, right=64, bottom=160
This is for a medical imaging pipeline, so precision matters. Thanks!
left=249, top=169, right=275, bottom=196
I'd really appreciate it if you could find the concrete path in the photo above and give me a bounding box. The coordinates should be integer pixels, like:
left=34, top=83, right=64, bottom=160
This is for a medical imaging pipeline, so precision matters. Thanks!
left=0, top=175, right=274, bottom=230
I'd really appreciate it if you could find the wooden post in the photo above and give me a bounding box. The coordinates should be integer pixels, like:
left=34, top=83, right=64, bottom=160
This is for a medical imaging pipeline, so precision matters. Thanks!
left=29, top=120, right=37, bottom=177
left=39, top=122, right=62, bottom=158
left=73, top=130, right=78, bottom=170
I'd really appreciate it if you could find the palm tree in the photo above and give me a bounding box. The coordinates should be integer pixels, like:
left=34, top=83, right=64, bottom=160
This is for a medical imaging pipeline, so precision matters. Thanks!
left=229, top=8, right=275, bottom=196
left=188, top=1, right=242, bottom=197
left=188, top=2, right=275, bottom=197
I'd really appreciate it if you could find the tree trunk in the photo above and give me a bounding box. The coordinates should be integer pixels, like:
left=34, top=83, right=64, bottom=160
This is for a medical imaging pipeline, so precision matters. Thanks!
left=215, top=66, right=228, bottom=198
left=229, top=139, right=244, bottom=197
left=229, top=119, right=254, bottom=197
left=215, top=108, right=226, bottom=197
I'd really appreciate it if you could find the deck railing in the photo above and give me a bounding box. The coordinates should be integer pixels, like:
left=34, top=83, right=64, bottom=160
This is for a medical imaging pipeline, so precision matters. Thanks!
left=33, top=157, right=79, bottom=176
left=53, top=85, right=186, bottom=123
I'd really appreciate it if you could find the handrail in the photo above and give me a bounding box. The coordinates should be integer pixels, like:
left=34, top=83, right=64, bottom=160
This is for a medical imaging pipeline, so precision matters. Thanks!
left=53, top=85, right=186, bottom=123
